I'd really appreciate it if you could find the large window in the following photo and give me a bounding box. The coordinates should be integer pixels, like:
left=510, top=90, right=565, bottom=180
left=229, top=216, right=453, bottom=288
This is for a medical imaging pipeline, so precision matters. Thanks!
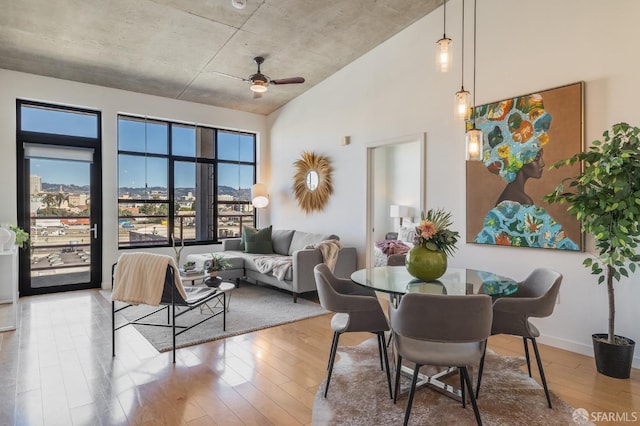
left=117, top=116, right=256, bottom=248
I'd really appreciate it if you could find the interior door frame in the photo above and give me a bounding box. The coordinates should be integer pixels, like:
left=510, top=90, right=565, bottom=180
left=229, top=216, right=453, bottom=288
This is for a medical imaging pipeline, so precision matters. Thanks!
left=16, top=100, right=103, bottom=296
left=365, top=133, right=427, bottom=267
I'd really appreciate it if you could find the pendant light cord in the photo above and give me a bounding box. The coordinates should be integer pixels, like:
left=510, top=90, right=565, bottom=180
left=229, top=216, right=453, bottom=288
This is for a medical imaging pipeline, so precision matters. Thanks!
left=472, top=0, right=478, bottom=126
left=461, top=0, right=465, bottom=89
left=443, top=0, right=447, bottom=37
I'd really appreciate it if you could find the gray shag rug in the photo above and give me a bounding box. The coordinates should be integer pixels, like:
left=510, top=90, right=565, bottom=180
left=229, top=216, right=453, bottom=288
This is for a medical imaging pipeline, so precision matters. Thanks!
left=111, top=283, right=327, bottom=352
left=312, top=338, right=593, bottom=426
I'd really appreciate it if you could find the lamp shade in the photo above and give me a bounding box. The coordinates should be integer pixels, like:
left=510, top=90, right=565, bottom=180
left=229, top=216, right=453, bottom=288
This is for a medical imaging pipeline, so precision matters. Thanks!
left=466, top=127, right=484, bottom=161
left=454, top=88, right=471, bottom=120
left=251, top=183, right=269, bottom=208
left=436, top=37, right=452, bottom=72
left=390, top=205, right=409, bottom=218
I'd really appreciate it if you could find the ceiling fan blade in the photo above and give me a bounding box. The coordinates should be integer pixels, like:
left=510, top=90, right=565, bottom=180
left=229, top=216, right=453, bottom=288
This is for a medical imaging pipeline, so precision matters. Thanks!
left=212, top=71, right=249, bottom=82
left=271, top=77, right=305, bottom=85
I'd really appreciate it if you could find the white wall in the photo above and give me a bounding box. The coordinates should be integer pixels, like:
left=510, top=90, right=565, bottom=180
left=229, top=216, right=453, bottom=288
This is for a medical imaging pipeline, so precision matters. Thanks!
left=267, top=0, right=640, bottom=366
left=0, top=69, right=268, bottom=288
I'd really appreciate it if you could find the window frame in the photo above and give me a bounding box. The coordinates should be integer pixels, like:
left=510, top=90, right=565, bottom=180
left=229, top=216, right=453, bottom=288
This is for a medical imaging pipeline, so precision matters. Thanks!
left=117, top=114, right=257, bottom=249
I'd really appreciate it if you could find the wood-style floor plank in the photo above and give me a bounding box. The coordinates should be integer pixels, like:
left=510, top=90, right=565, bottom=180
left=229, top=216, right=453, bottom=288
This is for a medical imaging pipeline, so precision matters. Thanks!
left=0, top=288, right=638, bottom=425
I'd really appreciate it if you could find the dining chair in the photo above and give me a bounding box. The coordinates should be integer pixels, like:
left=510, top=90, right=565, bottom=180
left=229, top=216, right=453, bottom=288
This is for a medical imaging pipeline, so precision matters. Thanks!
left=313, top=263, right=393, bottom=399
left=386, top=253, right=407, bottom=266
left=475, top=267, right=562, bottom=408
left=390, top=293, right=492, bottom=426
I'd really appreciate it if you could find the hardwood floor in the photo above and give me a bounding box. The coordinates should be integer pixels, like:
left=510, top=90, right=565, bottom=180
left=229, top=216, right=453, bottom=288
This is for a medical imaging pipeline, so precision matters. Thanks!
left=0, top=288, right=638, bottom=425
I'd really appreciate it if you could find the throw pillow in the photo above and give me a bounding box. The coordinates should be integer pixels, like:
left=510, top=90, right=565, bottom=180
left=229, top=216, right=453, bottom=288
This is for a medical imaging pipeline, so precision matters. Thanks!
left=398, top=221, right=417, bottom=245
left=243, top=225, right=274, bottom=254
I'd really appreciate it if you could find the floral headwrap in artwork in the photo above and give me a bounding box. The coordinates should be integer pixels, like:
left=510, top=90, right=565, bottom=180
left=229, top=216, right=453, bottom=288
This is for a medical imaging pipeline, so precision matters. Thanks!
left=473, top=94, right=552, bottom=183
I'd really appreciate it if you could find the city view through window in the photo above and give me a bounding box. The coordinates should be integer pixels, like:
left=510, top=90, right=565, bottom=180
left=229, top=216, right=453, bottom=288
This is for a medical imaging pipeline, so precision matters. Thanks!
left=29, top=158, right=93, bottom=286
left=117, top=116, right=257, bottom=248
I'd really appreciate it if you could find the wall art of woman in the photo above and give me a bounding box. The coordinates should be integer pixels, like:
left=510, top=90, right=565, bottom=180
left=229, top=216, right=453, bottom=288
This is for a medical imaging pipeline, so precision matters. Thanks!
left=472, top=93, right=579, bottom=250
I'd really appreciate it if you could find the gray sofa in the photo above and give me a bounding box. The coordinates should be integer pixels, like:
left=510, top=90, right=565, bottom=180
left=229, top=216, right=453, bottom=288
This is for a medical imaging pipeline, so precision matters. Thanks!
left=186, top=229, right=357, bottom=302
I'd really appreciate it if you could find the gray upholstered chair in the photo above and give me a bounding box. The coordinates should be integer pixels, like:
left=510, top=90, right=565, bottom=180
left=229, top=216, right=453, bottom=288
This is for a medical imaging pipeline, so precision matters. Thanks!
left=475, top=268, right=562, bottom=408
left=387, top=253, right=407, bottom=266
left=390, top=293, right=492, bottom=426
left=313, top=263, right=392, bottom=399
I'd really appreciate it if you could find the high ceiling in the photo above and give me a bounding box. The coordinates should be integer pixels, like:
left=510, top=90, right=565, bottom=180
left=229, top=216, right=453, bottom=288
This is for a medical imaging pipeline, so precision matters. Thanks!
left=0, top=0, right=441, bottom=115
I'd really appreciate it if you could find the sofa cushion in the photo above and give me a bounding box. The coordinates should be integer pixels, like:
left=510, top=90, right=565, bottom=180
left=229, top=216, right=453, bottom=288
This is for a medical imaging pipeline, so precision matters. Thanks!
left=288, top=231, right=339, bottom=255
left=243, top=225, right=273, bottom=254
left=271, top=229, right=295, bottom=255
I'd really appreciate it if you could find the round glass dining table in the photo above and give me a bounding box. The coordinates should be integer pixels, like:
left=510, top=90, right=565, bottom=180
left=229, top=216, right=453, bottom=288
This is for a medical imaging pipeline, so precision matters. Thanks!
left=350, top=265, right=518, bottom=298
left=350, top=265, right=518, bottom=402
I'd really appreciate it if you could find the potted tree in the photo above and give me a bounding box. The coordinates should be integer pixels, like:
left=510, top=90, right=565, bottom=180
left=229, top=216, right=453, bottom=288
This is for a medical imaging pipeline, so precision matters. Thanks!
left=544, top=122, right=640, bottom=378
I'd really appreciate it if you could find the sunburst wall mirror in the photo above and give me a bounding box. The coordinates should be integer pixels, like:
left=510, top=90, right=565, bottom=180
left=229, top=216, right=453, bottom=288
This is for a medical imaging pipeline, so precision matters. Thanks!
left=293, top=151, right=333, bottom=214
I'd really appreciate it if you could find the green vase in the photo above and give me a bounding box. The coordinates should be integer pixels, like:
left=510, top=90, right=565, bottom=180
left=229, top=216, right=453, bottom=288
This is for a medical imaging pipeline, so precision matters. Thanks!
left=406, top=245, right=447, bottom=281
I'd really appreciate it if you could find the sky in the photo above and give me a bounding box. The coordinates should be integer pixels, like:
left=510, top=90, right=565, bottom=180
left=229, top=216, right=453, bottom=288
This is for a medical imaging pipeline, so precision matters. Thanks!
left=22, top=106, right=255, bottom=189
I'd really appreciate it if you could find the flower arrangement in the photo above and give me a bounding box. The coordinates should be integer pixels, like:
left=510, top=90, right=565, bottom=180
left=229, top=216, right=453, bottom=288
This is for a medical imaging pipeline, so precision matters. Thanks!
left=413, top=208, right=460, bottom=257
left=204, top=254, right=231, bottom=274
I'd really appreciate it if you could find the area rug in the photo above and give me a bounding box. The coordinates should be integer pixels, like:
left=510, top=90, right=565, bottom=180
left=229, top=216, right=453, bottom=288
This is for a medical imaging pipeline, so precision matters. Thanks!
left=110, top=283, right=328, bottom=352
left=312, top=338, right=594, bottom=426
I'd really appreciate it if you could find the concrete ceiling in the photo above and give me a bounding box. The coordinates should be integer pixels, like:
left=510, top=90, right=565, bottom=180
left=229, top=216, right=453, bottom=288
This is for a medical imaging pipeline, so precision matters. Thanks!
left=0, top=0, right=441, bottom=115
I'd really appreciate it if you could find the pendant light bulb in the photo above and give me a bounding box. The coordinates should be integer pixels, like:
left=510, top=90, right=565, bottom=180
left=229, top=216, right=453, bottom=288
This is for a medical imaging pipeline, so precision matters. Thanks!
left=466, top=126, right=483, bottom=161
left=436, top=37, right=452, bottom=72
left=455, top=88, right=471, bottom=120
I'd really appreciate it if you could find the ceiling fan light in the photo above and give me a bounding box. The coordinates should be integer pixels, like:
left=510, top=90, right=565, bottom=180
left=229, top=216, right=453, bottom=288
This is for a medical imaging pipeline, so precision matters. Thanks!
left=231, top=0, right=246, bottom=10
left=250, top=81, right=268, bottom=93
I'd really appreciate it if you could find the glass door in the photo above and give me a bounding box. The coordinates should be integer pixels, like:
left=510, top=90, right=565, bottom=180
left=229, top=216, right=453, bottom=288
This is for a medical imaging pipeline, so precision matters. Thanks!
left=27, top=153, right=97, bottom=291
left=17, top=101, right=102, bottom=296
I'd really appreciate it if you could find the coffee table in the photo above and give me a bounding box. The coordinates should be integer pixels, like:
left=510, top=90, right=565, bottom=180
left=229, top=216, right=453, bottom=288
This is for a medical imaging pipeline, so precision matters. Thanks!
left=201, top=277, right=235, bottom=313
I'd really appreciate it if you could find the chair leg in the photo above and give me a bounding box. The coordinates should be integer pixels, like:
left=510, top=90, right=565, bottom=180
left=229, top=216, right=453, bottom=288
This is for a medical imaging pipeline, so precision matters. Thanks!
left=461, top=366, right=483, bottom=426
left=327, top=332, right=339, bottom=370
left=530, top=338, right=552, bottom=409
left=403, top=364, right=421, bottom=426
left=378, top=332, right=393, bottom=399
left=111, top=301, right=116, bottom=357
left=523, top=337, right=532, bottom=377
left=460, top=367, right=466, bottom=408
left=475, top=342, right=487, bottom=399
left=324, top=332, right=341, bottom=398
left=394, top=354, right=403, bottom=404
left=172, top=303, right=176, bottom=364
left=376, top=332, right=384, bottom=371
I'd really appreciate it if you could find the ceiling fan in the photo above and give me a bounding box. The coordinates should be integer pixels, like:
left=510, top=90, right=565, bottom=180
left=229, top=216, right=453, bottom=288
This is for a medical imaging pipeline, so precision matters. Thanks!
left=214, top=56, right=305, bottom=98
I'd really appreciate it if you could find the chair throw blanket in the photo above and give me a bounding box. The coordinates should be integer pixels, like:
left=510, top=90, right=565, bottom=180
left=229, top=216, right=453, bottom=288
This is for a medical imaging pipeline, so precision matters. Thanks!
left=112, top=252, right=186, bottom=306
left=305, top=239, right=343, bottom=272
left=253, top=256, right=293, bottom=281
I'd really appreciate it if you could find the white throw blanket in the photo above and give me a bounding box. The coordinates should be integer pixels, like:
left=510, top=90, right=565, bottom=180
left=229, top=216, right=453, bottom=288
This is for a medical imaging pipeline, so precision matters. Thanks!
left=253, top=256, right=293, bottom=281
left=305, top=239, right=343, bottom=272
left=112, top=252, right=186, bottom=306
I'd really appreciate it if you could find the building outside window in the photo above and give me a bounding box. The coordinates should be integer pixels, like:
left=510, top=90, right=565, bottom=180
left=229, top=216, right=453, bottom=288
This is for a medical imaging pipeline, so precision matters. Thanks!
left=117, top=115, right=256, bottom=248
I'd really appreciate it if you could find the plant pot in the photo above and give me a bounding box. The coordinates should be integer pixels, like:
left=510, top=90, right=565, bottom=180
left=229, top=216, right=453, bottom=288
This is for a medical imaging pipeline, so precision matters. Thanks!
left=209, top=271, right=218, bottom=278
left=592, top=333, right=635, bottom=379
left=405, top=245, right=447, bottom=281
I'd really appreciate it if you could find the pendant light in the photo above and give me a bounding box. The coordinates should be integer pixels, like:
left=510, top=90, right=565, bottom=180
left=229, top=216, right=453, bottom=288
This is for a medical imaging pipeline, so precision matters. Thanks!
left=466, top=0, right=483, bottom=161
left=454, top=0, right=470, bottom=120
left=435, top=0, right=452, bottom=72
